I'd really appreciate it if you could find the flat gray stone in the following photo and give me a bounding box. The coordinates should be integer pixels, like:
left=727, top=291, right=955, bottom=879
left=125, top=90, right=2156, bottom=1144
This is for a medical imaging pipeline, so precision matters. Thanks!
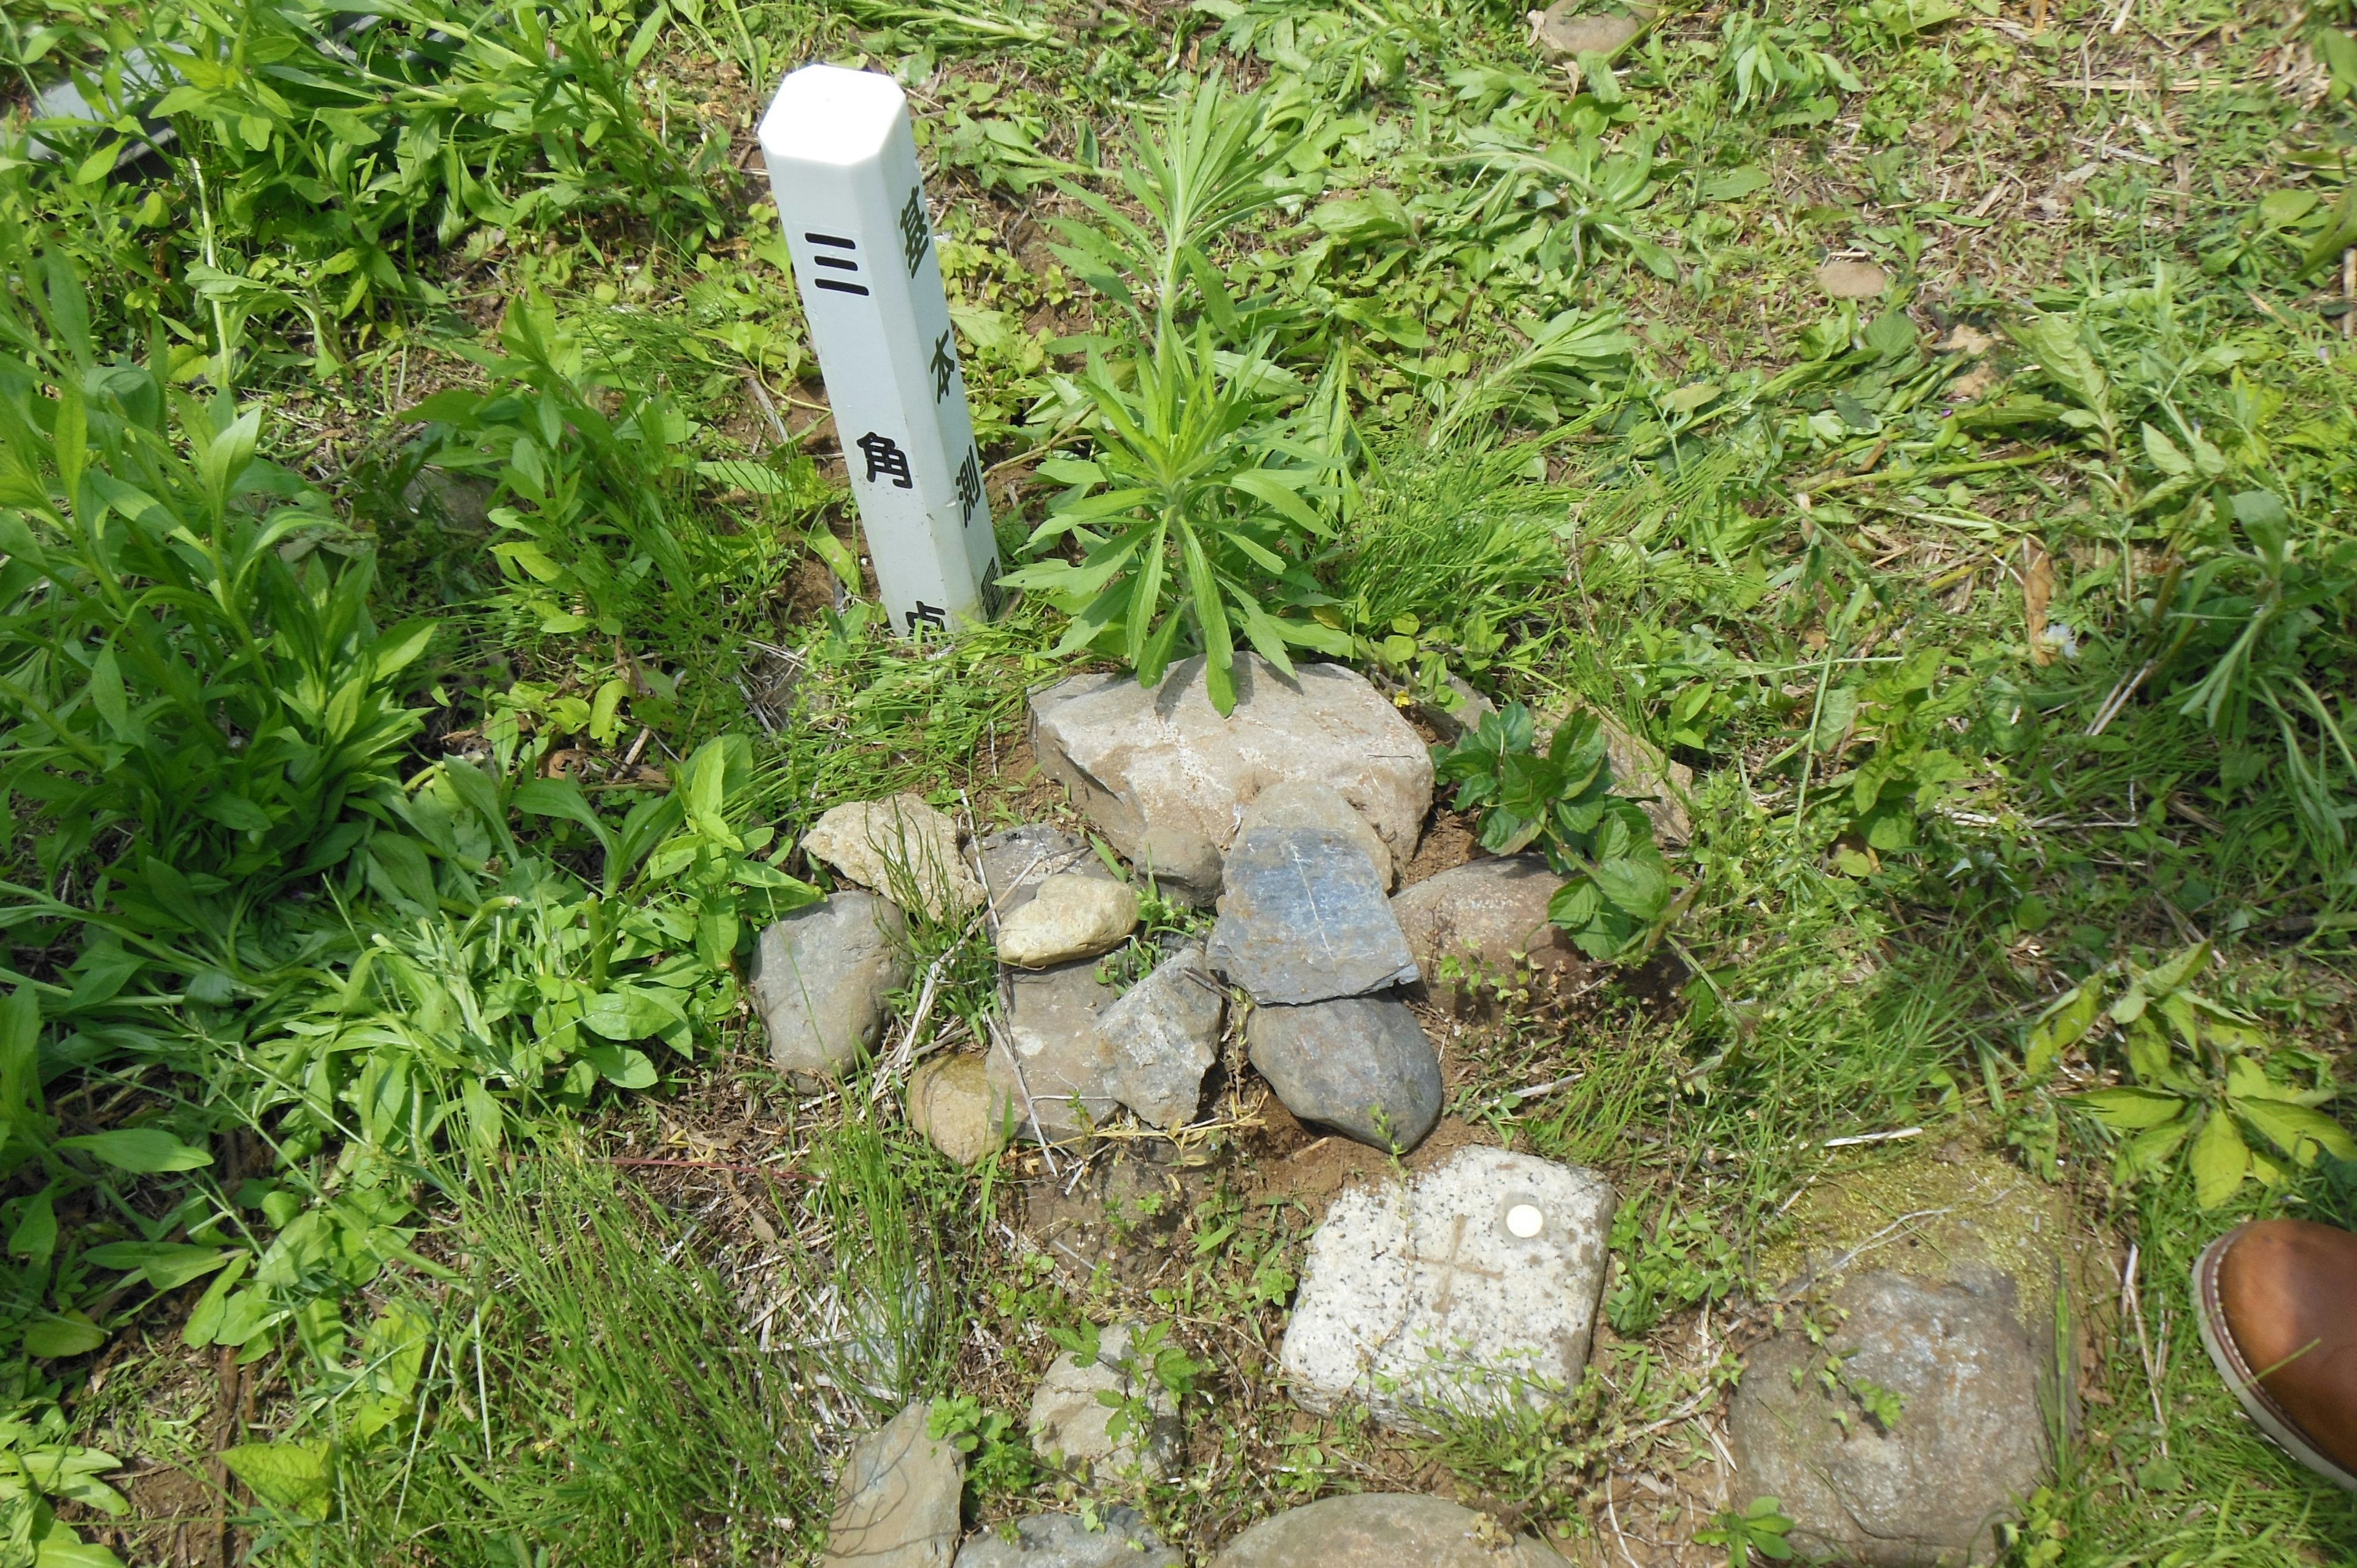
left=957, top=1508, right=1178, bottom=1568
left=749, top=892, right=911, bottom=1081
left=1026, top=1323, right=1182, bottom=1480
left=1029, top=654, right=1433, bottom=903
left=1236, top=779, right=1395, bottom=889
left=1280, top=1146, right=1616, bottom=1427
left=998, top=874, right=1139, bottom=968
left=1096, top=943, right=1225, bottom=1131
left=1245, top=993, right=1441, bottom=1153
left=1209, top=828, right=1417, bottom=1005
left=977, top=824, right=1107, bottom=917
left=824, top=1400, right=963, bottom=1568
left=1210, top=1494, right=1572, bottom=1567
left=1728, top=1270, right=2051, bottom=1567
left=986, top=960, right=1121, bottom=1143
left=1391, top=858, right=1583, bottom=1014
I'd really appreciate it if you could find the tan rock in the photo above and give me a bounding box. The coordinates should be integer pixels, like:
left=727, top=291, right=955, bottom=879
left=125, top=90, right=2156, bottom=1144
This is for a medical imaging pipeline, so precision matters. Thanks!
left=1029, top=654, right=1433, bottom=903
left=803, top=794, right=983, bottom=922
left=907, top=1053, right=1003, bottom=1165
left=1390, top=856, right=1584, bottom=1014
left=1816, top=260, right=1891, bottom=299
left=996, top=873, right=1139, bottom=968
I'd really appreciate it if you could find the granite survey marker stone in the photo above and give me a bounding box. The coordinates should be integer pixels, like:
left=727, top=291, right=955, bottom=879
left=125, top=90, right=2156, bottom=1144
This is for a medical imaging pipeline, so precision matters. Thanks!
left=1026, top=1323, right=1182, bottom=1480
left=985, top=960, right=1121, bottom=1142
left=1534, top=2, right=1646, bottom=60
left=1728, top=1270, right=2051, bottom=1566
left=1029, top=654, right=1433, bottom=902
left=804, top=794, right=985, bottom=920
left=996, top=873, right=1139, bottom=968
left=750, top=892, right=911, bottom=1081
left=1096, top=942, right=1225, bottom=1130
left=1281, top=1146, right=1616, bottom=1426
left=1246, top=994, right=1441, bottom=1152
left=1210, top=1494, right=1573, bottom=1568
left=956, top=1508, right=1179, bottom=1568
left=1209, top=828, right=1418, bottom=1004
left=823, top=1400, right=964, bottom=1568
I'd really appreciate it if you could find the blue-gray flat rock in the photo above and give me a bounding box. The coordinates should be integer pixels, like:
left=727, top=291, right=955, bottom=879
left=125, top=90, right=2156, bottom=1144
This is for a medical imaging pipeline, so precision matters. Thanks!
left=1208, top=827, right=1418, bottom=1004
left=1245, top=992, right=1441, bottom=1152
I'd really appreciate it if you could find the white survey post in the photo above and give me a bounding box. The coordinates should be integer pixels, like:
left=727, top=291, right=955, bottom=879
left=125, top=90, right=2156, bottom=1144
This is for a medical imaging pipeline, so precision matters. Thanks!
left=757, top=64, right=999, bottom=636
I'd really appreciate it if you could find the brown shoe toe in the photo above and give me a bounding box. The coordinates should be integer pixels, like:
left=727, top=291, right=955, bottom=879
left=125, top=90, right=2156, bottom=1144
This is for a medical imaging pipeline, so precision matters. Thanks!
left=2196, top=1218, right=2357, bottom=1491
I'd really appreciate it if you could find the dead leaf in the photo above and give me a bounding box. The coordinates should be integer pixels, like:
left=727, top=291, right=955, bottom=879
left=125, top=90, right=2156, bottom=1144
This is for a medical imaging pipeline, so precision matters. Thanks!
left=1937, top=323, right=1998, bottom=356
left=2022, top=538, right=2056, bottom=667
left=1948, top=361, right=1999, bottom=403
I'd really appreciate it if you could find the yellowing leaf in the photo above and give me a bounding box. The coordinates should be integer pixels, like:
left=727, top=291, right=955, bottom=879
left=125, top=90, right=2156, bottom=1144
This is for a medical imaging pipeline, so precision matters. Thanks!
left=2075, top=1086, right=2186, bottom=1130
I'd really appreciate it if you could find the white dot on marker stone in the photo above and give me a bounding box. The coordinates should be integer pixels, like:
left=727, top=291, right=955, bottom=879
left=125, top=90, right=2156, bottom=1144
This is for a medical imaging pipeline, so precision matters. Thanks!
left=1506, top=1203, right=1544, bottom=1238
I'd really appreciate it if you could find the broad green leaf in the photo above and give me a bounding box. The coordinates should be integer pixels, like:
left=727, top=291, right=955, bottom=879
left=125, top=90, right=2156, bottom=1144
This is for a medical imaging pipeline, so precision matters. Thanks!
left=222, top=1442, right=333, bottom=1520
left=2023, top=984, right=2099, bottom=1078
left=2189, top=1110, right=2250, bottom=1208
left=24, top=1313, right=105, bottom=1358
left=85, top=1241, right=235, bottom=1291
left=2233, top=1100, right=2357, bottom=1164
left=2074, top=1086, right=2186, bottom=1130
left=1591, top=856, right=1671, bottom=921
left=58, top=1129, right=211, bottom=1173
left=582, top=1043, right=658, bottom=1089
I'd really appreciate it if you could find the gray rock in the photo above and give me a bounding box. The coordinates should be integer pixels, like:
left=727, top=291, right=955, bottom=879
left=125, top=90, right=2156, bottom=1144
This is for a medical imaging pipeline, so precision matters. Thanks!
left=824, top=1400, right=964, bottom=1568
left=1236, top=779, right=1395, bottom=889
left=1026, top=1323, right=1182, bottom=1481
left=805, top=794, right=986, bottom=922
left=750, top=893, right=912, bottom=1081
left=1728, top=1270, right=2051, bottom=1567
left=977, top=825, right=1107, bottom=917
left=1535, top=6, right=1645, bottom=60
left=1209, top=828, right=1418, bottom=1005
left=1391, top=857, right=1584, bottom=1014
left=986, top=960, right=1121, bottom=1143
left=1029, top=654, right=1433, bottom=903
left=956, top=1508, right=1178, bottom=1568
left=1210, top=1494, right=1572, bottom=1567
left=1245, top=993, right=1441, bottom=1153
left=907, top=1053, right=1005, bottom=1165
left=997, top=874, right=1139, bottom=968
left=1280, top=1146, right=1616, bottom=1427
left=1096, top=943, right=1225, bottom=1131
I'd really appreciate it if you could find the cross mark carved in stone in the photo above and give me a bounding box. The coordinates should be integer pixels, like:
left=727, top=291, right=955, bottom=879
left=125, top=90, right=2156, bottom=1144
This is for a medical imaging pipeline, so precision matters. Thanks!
left=1410, top=1212, right=1506, bottom=1318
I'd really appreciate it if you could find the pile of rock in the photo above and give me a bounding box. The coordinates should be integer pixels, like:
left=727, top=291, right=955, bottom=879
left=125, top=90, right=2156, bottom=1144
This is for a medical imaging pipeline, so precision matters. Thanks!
left=762, top=652, right=1572, bottom=1158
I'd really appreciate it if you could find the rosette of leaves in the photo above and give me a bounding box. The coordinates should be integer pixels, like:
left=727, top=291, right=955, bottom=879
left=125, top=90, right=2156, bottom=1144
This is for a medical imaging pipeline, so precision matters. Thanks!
left=2026, top=943, right=2356, bottom=1208
left=999, top=322, right=1350, bottom=715
left=1432, top=702, right=1673, bottom=959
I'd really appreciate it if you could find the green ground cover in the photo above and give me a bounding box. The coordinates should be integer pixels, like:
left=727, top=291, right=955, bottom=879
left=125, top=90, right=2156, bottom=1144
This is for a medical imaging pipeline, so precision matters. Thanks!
left=0, top=0, right=2355, bottom=1561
